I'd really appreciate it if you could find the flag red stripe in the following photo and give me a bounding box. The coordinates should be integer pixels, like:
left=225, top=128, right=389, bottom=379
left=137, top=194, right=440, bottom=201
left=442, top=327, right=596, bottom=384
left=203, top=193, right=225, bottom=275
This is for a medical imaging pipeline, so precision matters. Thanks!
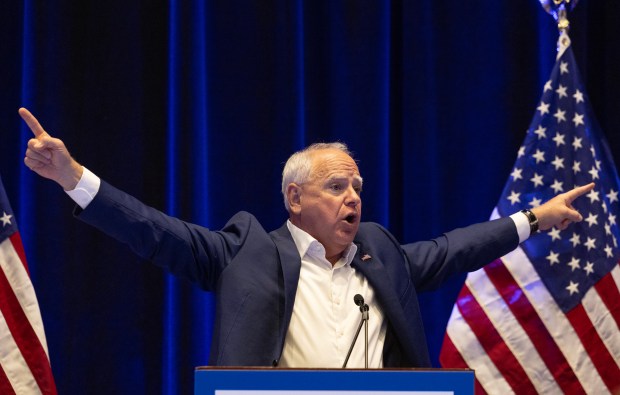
left=9, top=233, right=29, bottom=276
left=593, top=266, right=620, bottom=330
left=565, top=303, right=620, bottom=393
left=439, top=333, right=468, bottom=368
left=456, top=286, right=538, bottom=394
left=439, top=334, right=488, bottom=395
left=0, top=365, right=17, bottom=395
left=0, top=244, right=57, bottom=395
left=483, top=259, right=584, bottom=394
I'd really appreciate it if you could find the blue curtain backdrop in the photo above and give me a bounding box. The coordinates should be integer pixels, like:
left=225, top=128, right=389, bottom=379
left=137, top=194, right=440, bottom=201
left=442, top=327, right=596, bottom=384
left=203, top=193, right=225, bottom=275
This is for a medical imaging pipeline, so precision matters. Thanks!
left=1, top=1, right=619, bottom=393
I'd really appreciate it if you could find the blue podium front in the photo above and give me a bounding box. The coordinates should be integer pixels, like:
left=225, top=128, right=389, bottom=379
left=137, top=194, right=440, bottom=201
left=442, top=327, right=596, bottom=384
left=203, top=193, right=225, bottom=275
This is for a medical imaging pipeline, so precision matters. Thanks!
left=195, top=368, right=474, bottom=395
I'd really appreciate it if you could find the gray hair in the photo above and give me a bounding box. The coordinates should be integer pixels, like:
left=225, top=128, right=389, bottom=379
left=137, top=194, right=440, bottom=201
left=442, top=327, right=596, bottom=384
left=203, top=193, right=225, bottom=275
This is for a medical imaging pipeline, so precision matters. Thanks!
left=281, top=142, right=353, bottom=212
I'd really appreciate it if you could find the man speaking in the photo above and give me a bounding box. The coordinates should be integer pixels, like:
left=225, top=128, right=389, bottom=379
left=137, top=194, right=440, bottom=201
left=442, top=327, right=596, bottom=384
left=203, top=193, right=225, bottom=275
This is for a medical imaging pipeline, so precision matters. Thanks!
left=20, top=107, right=593, bottom=368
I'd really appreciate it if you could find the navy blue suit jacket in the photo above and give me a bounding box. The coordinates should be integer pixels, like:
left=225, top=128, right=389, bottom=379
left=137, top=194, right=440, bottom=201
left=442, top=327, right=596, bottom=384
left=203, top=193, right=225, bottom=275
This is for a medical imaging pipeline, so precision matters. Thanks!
left=77, top=181, right=520, bottom=367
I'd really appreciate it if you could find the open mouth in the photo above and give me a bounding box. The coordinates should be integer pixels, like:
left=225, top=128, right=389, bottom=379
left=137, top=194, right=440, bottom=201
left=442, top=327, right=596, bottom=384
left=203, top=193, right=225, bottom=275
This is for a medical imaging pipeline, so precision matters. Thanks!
left=344, top=214, right=357, bottom=224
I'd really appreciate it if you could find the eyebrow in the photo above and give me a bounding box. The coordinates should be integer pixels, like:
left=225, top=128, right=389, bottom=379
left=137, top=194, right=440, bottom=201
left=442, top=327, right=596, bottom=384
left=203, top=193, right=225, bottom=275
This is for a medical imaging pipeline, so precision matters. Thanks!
left=325, top=175, right=364, bottom=185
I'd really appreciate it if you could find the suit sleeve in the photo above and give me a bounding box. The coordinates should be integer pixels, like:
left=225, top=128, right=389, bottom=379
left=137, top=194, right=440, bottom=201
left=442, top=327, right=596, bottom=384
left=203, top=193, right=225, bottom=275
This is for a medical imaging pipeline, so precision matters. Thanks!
left=74, top=180, right=261, bottom=290
left=402, top=217, right=519, bottom=292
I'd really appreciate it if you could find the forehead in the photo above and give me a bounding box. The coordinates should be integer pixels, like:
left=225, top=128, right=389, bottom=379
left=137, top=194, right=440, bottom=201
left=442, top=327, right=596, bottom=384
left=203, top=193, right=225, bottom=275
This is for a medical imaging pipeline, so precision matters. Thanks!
left=309, top=148, right=361, bottom=180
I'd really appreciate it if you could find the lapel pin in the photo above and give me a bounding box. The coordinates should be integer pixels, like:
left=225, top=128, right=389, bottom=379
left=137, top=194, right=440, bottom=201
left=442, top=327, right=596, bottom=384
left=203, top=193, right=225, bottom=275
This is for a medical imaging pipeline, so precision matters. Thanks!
left=361, top=253, right=372, bottom=262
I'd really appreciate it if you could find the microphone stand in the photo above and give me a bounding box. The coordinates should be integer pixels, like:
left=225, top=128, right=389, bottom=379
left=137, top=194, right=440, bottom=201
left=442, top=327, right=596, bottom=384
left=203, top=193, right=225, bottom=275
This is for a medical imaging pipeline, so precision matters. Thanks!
left=342, top=301, right=369, bottom=368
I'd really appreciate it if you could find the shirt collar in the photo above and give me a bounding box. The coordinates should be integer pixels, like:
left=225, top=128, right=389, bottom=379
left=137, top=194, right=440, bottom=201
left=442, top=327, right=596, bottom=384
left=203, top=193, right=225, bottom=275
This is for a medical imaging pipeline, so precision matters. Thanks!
left=286, top=220, right=357, bottom=267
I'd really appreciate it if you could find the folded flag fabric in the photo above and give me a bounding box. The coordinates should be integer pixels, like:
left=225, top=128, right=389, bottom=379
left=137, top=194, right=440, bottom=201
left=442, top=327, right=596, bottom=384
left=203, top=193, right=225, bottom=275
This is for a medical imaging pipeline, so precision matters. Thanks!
left=440, top=33, right=620, bottom=394
left=0, top=175, right=57, bottom=395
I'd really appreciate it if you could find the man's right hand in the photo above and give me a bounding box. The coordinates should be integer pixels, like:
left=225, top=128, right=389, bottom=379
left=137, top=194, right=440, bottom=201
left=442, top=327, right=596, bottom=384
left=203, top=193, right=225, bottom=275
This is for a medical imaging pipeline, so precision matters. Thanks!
left=20, top=107, right=83, bottom=191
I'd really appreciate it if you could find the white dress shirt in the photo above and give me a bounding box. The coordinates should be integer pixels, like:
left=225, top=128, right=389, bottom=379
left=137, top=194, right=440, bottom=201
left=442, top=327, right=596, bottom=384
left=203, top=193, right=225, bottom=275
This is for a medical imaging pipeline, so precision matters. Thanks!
left=278, top=221, right=387, bottom=368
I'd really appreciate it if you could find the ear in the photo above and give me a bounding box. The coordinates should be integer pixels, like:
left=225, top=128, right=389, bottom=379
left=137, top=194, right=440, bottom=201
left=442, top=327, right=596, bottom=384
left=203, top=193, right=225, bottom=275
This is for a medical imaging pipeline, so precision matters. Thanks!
left=286, top=183, right=302, bottom=214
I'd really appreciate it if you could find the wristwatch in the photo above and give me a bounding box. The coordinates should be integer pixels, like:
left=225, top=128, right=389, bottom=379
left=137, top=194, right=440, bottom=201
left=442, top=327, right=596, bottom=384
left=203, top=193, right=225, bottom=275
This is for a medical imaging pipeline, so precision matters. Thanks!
left=521, top=209, right=539, bottom=235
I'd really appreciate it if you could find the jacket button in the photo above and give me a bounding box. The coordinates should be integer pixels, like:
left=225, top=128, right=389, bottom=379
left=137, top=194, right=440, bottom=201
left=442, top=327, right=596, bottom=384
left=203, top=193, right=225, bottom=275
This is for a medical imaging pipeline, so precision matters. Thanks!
left=272, top=359, right=279, bottom=367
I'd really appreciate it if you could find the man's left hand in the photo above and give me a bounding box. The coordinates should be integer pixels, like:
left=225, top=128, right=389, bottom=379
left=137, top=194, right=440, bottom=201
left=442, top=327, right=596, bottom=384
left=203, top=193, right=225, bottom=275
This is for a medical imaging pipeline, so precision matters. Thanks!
left=532, top=183, right=595, bottom=231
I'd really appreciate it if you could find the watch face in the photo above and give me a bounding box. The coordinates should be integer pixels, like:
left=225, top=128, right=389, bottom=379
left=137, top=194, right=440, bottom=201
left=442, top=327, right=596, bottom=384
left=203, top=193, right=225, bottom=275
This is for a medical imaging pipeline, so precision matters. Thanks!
left=521, top=209, right=538, bottom=233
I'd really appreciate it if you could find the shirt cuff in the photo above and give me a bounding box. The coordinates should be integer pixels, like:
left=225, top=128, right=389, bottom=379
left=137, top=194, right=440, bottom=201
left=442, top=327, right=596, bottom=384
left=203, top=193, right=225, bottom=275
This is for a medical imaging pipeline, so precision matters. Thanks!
left=510, top=211, right=531, bottom=244
left=65, top=167, right=101, bottom=209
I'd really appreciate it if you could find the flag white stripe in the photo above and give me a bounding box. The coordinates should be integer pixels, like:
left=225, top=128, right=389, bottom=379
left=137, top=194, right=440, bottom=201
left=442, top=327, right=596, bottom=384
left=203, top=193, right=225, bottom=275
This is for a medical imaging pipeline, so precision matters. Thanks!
left=0, top=239, right=49, bottom=358
left=502, top=245, right=609, bottom=394
left=466, top=269, right=561, bottom=394
left=0, top=309, right=42, bottom=395
left=445, top=303, right=514, bottom=394
left=585, top=285, right=620, bottom=368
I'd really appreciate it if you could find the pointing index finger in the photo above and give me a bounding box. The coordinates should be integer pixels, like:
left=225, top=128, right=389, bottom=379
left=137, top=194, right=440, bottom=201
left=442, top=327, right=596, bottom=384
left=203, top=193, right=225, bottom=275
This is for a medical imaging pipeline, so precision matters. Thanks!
left=565, top=182, right=595, bottom=203
left=18, top=107, right=48, bottom=138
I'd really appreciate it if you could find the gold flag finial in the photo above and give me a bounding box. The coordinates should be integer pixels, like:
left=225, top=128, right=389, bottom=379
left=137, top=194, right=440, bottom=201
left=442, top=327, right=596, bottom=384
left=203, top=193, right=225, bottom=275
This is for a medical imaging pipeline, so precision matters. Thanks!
left=539, top=0, right=578, bottom=33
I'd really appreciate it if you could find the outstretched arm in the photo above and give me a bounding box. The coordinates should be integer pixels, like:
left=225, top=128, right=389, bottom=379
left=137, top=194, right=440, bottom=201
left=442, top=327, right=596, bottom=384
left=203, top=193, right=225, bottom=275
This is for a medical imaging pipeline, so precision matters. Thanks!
left=531, top=182, right=594, bottom=231
left=20, top=107, right=83, bottom=190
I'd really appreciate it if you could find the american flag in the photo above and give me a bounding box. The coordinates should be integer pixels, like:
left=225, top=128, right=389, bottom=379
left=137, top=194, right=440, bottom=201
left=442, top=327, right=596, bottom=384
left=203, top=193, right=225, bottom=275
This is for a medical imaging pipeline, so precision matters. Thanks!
left=0, top=176, right=57, bottom=394
left=440, top=33, right=620, bottom=394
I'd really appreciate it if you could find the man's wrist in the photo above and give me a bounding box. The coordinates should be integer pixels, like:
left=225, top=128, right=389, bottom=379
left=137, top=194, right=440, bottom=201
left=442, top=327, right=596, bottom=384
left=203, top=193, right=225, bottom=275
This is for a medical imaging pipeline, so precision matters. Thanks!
left=61, top=162, right=84, bottom=191
left=520, top=208, right=539, bottom=235
left=65, top=167, right=101, bottom=209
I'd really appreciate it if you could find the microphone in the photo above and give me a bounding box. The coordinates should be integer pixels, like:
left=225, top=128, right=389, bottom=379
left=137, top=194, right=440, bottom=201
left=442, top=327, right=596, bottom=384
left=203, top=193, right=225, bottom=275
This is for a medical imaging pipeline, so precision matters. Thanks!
left=342, top=294, right=370, bottom=368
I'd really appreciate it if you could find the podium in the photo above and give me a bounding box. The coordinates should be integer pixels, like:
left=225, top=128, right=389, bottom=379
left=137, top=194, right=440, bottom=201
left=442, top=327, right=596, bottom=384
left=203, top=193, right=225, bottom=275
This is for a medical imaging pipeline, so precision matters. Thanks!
left=195, top=367, right=474, bottom=394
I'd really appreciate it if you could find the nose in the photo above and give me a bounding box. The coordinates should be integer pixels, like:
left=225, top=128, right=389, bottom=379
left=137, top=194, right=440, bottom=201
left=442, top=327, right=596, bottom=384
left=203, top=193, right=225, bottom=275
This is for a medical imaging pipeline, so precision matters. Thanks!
left=345, top=186, right=361, bottom=207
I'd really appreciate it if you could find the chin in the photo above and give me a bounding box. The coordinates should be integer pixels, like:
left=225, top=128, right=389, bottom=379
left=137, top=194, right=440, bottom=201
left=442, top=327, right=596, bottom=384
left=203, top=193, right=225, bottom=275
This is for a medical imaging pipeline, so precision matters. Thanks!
left=337, top=232, right=357, bottom=245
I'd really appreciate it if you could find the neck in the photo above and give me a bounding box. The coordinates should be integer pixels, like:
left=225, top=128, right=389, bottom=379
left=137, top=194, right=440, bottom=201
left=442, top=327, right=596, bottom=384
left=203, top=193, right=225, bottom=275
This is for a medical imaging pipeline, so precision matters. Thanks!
left=287, top=217, right=347, bottom=266
left=325, top=251, right=343, bottom=266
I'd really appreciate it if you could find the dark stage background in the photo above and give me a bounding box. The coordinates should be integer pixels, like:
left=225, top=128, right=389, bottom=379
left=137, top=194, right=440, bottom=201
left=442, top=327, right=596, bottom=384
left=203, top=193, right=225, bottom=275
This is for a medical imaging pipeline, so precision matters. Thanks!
left=1, top=1, right=619, bottom=393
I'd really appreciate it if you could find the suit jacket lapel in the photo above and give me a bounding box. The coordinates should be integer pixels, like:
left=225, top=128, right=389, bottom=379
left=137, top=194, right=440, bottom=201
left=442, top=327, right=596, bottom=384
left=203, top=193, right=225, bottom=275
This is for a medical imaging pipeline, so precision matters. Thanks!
left=269, top=223, right=302, bottom=352
left=351, top=243, right=411, bottom=354
left=351, top=245, right=401, bottom=310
